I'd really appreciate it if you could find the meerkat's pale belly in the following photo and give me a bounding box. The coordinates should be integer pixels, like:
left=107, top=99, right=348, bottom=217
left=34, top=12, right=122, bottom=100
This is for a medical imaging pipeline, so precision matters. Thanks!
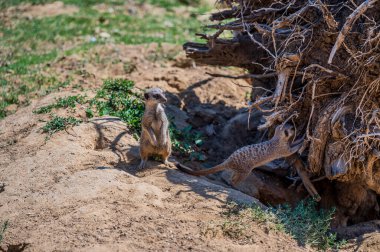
left=151, top=120, right=162, bottom=135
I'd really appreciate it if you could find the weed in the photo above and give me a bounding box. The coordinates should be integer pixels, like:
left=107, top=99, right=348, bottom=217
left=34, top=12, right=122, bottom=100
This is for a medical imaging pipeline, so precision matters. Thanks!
left=42, top=116, right=82, bottom=136
left=91, top=79, right=144, bottom=132
left=34, top=95, right=86, bottom=114
left=169, top=124, right=204, bottom=158
left=0, top=220, right=9, bottom=244
left=214, top=200, right=345, bottom=250
left=85, top=108, right=94, bottom=118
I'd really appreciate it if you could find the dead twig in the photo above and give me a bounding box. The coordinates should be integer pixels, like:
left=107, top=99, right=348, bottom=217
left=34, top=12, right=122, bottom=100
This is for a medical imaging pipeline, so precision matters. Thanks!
left=328, top=0, right=379, bottom=64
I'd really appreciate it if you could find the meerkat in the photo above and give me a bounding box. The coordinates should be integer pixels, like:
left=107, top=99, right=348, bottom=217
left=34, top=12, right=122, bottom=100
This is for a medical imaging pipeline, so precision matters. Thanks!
left=139, top=87, right=171, bottom=169
left=176, top=124, right=303, bottom=186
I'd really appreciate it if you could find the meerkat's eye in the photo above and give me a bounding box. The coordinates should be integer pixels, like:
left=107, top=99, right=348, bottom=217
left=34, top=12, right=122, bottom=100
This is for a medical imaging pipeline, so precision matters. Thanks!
left=144, top=93, right=149, bottom=100
left=153, top=94, right=161, bottom=99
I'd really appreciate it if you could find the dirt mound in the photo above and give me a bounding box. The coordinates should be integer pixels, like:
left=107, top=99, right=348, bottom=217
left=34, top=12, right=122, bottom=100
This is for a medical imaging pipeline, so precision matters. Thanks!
left=0, top=110, right=304, bottom=251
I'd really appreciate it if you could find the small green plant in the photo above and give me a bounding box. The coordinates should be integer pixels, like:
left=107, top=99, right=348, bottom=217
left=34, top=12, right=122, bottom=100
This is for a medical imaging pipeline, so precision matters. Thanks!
left=34, top=95, right=86, bottom=114
left=215, top=200, right=344, bottom=250
left=42, top=116, right=82, bottom=136
left=169, top=124, right=204, bottom=158
left=0, top=220, right=9, bottom=244
left=91, top=79, right=144, bottom=133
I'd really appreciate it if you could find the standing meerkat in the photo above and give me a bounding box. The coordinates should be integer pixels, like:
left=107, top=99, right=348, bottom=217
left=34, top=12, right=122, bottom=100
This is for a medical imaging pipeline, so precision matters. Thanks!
left=139, top=87, right=171, bottom=169
left=176, top=124, right=303, bottom=186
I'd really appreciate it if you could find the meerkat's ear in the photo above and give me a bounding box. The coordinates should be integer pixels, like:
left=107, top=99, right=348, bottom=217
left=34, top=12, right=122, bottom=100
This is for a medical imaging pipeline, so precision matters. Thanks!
left=144, top=93, right=149, bottom=100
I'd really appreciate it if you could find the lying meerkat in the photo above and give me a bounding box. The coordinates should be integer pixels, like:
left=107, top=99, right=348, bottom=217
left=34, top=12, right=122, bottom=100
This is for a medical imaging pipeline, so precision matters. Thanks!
left=176, top=124, right=303, bottom=186
left=139, top=87, right=171, bottom=169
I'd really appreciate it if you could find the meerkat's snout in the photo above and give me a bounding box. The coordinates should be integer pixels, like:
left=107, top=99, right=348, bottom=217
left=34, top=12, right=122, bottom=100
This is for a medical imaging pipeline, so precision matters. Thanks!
left=158, top=93, right=167, bottom=103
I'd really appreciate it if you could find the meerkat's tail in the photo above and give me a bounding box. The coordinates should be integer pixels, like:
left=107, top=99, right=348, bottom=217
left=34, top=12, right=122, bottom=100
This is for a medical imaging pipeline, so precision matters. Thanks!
left=175, top=162, right=227, bottom=176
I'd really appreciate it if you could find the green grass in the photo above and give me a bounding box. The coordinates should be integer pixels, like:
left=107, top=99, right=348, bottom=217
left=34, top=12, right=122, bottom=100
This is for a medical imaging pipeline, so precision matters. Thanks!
left=0, top=2, right=207, bottom=49
left=0, top=220, right=9, bottom=244
left=90, top=79, right=144, bottom=133
left=213, top=200, right=346, bottom=251
left=42, top=116, right=82, bottom=135
left=0, top=76, right=69, bottom=119
left=33, top=95, right=86, bottom=114
left=0, top=0, right=202, bottom=9
left=0, top=0, right=124, bottom=9
left=0, top=0, right=209, bottom=120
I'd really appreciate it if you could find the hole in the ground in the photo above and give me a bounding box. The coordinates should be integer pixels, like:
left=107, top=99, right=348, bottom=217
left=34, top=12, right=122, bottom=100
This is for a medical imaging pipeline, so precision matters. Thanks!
left=1, top=243, right=29, bottom=252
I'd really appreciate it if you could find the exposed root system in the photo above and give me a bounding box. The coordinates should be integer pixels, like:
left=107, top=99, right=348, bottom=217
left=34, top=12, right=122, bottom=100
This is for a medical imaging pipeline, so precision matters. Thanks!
left=184, top=0, right=380, bottom=225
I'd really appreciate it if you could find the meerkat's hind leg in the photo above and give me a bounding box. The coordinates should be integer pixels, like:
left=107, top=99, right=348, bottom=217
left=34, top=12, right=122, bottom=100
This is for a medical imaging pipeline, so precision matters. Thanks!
left=138, top=151, right=149, bottom=170
left=161, top=148, right=171, bottom=165
left=138, top=158, right=148, bottom=170
left=231, top=171, right=251, bottom=187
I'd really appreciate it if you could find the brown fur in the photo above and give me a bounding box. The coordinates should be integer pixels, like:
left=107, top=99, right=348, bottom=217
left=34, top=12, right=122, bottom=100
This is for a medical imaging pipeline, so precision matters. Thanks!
left=176, top=124, right=303, bottom=186
left=139, top=88, right=171, bottom=169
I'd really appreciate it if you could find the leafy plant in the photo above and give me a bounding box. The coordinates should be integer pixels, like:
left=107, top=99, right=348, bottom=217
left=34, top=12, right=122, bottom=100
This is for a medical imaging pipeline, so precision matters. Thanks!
left=42, top=116, right=82, bottom=136
left=91, top=79, right=144, bottom=133
left=0, top=221, right=9, bottom=244
left=169, top=124, right=204, bottom=158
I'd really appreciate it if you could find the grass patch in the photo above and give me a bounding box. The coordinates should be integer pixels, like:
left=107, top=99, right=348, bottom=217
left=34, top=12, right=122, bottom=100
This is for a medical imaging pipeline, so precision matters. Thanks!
left=0, top=0, right=210, bottom=120
left=0, top=2, right=207, bottom=48
left=1, top=51, right=58, bottom=75
left=0, top=76, right=70, bottom=119
left=90, top=79, right=144, bottom=133
left=33, top=95, right=86, bottom=114
left=42, top=116, right=82, bottom=136
left=208, top=200, right=346, bottom=251
left=0, top=220, right=9, bottom=244
left=0, top=0, right=124, bottom=9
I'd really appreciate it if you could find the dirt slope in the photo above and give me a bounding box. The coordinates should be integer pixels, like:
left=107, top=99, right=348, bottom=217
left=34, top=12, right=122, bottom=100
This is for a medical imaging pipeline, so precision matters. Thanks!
left=0, top=110, right=303, bottom=251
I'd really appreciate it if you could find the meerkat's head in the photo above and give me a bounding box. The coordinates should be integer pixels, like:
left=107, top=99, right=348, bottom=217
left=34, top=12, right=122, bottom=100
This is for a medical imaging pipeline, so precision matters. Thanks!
left=144, top=87, right=167, bottom=104
left=274, top=123, right=303, bottom=155
left=274, top=124, right=295, bottom=142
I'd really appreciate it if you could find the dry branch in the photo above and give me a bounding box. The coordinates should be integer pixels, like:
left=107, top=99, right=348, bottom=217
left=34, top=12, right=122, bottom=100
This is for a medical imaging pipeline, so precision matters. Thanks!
left=328, top=0, right=379, bottom=64
left=185, top=0, right=380, bottom=208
